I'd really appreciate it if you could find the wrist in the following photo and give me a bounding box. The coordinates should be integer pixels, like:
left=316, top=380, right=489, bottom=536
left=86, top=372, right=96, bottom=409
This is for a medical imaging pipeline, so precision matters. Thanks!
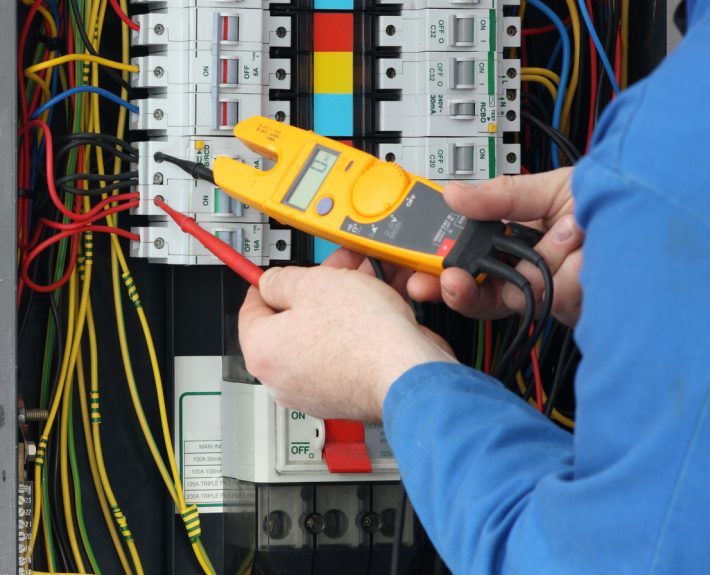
left=369, top=336, right=458, bottom=422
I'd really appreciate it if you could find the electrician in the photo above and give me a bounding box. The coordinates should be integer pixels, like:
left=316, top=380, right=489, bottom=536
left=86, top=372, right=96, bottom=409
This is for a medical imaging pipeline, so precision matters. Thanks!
left=239, top=1, right=710, bottom=572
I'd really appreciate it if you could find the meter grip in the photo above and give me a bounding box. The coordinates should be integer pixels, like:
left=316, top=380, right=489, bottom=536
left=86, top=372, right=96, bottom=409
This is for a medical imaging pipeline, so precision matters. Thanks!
left=443, top=220, right=507, bottom=277
left=443, top=220, right=544, bottom=278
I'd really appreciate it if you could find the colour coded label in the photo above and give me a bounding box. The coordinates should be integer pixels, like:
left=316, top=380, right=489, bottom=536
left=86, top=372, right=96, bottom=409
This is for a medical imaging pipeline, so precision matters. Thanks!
left=313, top=12, right=354, bottom=261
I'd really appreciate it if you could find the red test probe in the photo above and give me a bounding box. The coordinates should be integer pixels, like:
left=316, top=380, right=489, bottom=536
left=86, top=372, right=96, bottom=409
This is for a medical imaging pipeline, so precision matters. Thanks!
left=153, top=196, right=264, bottom=287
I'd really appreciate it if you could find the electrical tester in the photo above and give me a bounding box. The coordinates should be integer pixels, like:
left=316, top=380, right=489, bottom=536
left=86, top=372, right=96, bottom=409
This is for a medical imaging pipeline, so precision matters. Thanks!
left=158, top=115, right=543, bottom=283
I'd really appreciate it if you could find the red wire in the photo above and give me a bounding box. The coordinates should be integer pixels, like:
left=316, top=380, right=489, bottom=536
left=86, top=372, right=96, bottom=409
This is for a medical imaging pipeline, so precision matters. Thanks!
left=32, top=201, right=139, bottom=238
left=108, top=0, right=140, bottom=31
left=483, top=320, right=492, bottom=374
left=522, top=17, right=572, bottom=36
left=21, top=225, right=139, bottom=293
left=529, top=323, right=544, bottom=412
left=585, top=0, right=599, bottom=152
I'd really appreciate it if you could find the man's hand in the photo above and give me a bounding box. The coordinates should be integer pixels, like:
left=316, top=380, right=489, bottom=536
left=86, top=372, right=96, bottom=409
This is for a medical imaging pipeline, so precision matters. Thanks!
left=408, top=168, right=584, bottom=327
left=239, top=250, right=457, bottom=422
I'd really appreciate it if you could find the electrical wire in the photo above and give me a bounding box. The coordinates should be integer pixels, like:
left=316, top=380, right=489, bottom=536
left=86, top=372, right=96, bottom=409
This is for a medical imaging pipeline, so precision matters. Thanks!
left=577, top=0, right=622, bottom=96
left=108, top=0, right=140, bottom=31
left=621, top=0, right=629, bottom=88
left=525, top=0, right=572, bottom=168
left=368, top=257, right=386, bottom=281
left=521, top=112, right=581, bottom=163
left=30, top=86, right=139, bottom=120
left=522, top=66, right=561, bottom=86
left=529, top=325, right=544, bottom=412
left=67, top=0, right=134, bottom=93
left=24, top=53, right=139, bottom=76
left=521, top=74, right=558, bottom=100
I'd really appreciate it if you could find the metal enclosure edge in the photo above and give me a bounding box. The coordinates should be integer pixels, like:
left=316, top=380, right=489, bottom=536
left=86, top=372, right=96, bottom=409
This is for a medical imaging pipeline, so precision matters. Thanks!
left=0, top=2, right=17, bottom=574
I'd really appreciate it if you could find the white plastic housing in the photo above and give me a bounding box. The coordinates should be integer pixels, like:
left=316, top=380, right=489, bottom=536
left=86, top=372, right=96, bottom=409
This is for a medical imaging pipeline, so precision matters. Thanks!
left=378, top=138, right=520, bottom=179
left=377, top=92, right=519, bottom=136
left=130, top=221, right=292, bottom=265
left=221, top=382, right=399, bottom=483
left=133, top=137, right=268, bottom=220
left=377, top=11, right=520, bottom=52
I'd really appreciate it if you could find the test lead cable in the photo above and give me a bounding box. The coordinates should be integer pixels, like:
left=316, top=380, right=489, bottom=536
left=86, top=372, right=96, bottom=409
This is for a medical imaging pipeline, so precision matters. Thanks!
left=152, top=196, right=263, bottom=287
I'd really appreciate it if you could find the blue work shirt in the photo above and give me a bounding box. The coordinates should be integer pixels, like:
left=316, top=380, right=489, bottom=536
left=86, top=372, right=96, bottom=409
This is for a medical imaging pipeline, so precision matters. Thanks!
left=383, top=2, right=710, bottom=573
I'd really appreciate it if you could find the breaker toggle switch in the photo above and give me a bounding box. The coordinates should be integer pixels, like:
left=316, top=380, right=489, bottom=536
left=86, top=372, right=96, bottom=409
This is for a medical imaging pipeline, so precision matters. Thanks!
left=323, top=420, right=372, bottom=473
left=219, top=58, right=240, bottom=86
left=214, top=188, right=244, bottom=217
left=218, top=14, right=239, bottom=43
left=217, top=100, right=239, bottom=130
left=451, top=100, right=476, bottom=118
left=453, top=15, right=476, bottom=46
left=451, top=143, right=476, bottom=174
left=215, top=228, right=245, bottom=252
left=452, top=58, right=478, bottom=89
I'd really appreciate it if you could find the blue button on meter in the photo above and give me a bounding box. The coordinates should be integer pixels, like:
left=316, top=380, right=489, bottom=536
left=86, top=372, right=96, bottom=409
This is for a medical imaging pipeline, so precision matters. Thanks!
left=316, top=196, right=334, bottom=216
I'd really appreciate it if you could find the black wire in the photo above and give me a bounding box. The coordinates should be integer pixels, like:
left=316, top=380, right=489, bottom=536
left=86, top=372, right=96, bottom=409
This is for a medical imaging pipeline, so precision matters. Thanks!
left=570, top=15, right=590, bottom=152
left=59, top=180, right=138, bottom=196
left=544, top=328, right=574, bottom=416
left=491, top=238, right=554, bottom=385
left=368, top=257, right=386, bottom=281
left=57, top=132, right=138, bottom=154
left=56, top=171, right=138, bottom=184
left=520, top=92, right=551, bottom=169
left=521, top=91, right=552, bottom=126
left=476, top=257, right=535, bottom=380
left=536, top=319, right=560, bottom=369
left=494, top=316, right=519, bottom=384
left=55, top=138, right=137, bottom=166
left=68, top=0, right=134, bottom=95
left=390, top=487, right=408, bottom=575
left=521, top=112, right=581, bottom=164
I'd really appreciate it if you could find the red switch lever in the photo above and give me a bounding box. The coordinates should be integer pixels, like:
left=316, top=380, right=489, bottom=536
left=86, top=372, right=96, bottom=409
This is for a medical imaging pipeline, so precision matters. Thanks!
left=323, top=419, right=372, bottom=474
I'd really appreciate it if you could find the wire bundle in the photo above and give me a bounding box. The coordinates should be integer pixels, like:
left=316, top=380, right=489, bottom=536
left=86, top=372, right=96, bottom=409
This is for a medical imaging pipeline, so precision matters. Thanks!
left=17, top=2, right=216, bottom=574
left=462, top=0, right=630, bottom=428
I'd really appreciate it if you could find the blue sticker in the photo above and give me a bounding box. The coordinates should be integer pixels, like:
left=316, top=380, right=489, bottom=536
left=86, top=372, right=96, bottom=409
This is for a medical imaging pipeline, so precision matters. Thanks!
left=314, top=239, right=340, bottom=263
left=314, top=0, right=354, bottom=9
left=314, top=94, right=353, bottom=137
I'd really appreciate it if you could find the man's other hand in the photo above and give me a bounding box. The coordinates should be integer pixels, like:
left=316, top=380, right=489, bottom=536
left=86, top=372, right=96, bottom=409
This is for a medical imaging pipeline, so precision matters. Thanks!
left=239, top=250, right=457, bottom=422
left=408, top=168, right=584, bottom=327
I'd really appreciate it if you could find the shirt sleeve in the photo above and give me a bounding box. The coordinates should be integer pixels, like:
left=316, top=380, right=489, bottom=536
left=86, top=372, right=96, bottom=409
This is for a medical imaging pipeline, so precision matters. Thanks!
left=383, top=15, right=710, bottom=575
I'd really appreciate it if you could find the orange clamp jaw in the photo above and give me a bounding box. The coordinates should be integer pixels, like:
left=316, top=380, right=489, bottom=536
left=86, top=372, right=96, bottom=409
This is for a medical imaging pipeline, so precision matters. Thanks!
left=212, top=117, right=469, bottom=277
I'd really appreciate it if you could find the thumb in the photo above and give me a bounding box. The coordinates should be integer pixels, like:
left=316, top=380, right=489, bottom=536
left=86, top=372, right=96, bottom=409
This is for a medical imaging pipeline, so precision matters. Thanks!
left=258, top=266, right=310, bottom=311
left=443, top=168, right=573, bottom=225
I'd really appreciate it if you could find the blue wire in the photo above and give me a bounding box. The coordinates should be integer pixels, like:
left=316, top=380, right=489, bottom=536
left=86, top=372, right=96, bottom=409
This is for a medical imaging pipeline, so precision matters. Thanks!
left=526, top=0, right=571, bottom=169
left=44, top=0, right=60, bottom=29
left=577, top=0, right=622, bottom=96
left=30, top=86, right=139, bottom=120
left=546, top=35, right=563, bottom=72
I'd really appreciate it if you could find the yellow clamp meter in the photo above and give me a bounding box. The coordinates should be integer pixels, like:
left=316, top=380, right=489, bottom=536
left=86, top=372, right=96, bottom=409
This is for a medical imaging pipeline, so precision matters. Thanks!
left=212, top=116, right=478, bottom=276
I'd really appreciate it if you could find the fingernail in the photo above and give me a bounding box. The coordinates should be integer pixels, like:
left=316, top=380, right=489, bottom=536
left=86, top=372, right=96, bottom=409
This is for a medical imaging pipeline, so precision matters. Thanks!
left=553, top=217, right=575, bottom=243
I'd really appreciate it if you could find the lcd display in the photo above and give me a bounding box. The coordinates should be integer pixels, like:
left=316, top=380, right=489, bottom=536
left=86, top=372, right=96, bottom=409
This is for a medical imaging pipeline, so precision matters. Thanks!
left=283, top=146, right=339, bottom=210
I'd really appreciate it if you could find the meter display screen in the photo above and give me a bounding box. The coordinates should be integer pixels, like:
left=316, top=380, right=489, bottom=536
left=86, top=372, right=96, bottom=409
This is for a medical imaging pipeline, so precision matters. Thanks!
left=283, top=146, right=339, bottom=211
